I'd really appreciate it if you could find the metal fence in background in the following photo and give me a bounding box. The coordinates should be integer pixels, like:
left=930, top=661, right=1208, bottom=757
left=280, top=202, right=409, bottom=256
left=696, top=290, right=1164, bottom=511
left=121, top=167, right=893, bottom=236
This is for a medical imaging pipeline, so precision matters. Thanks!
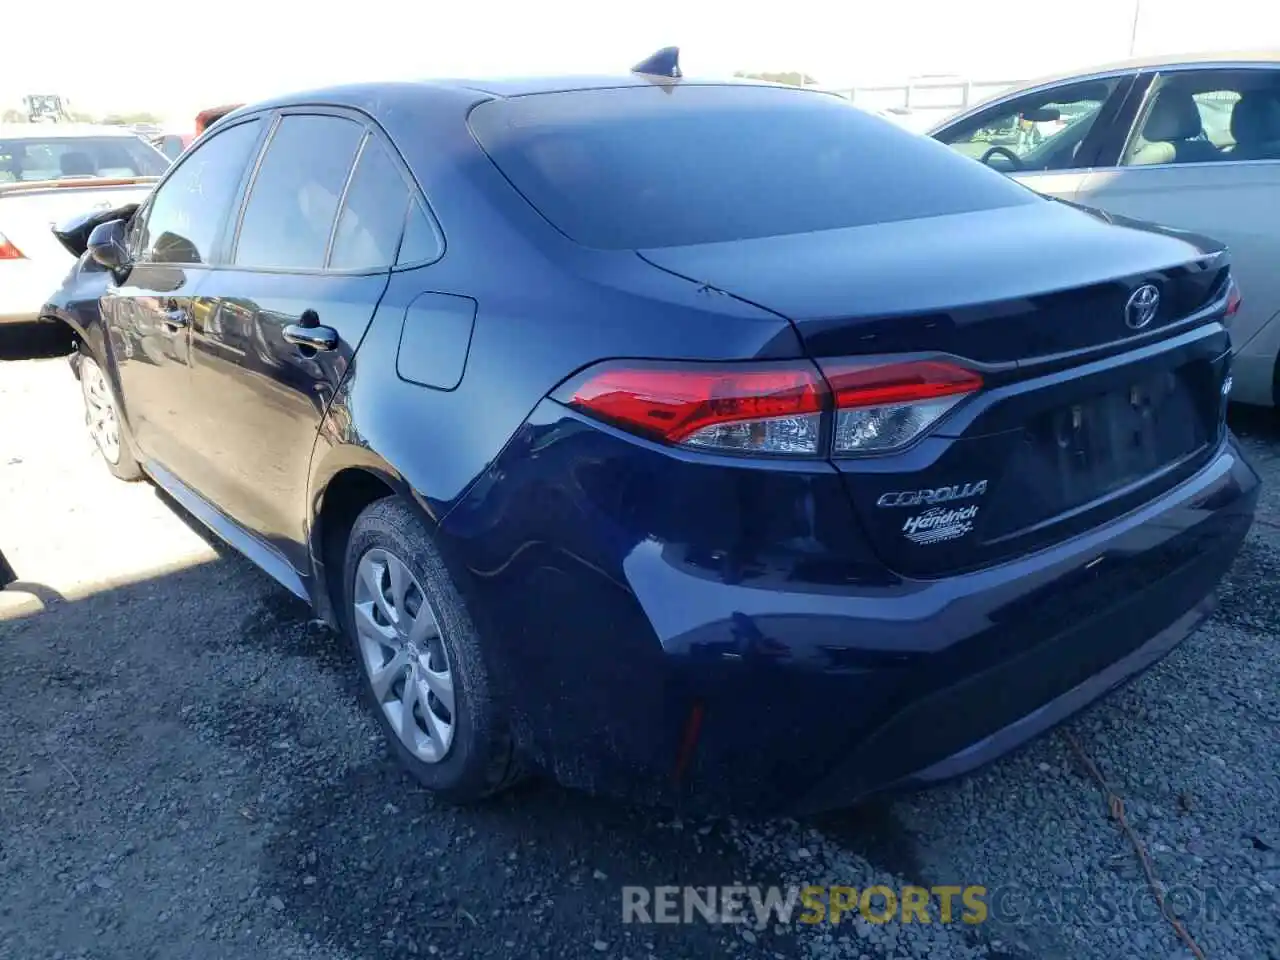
left=828, top=77, right=1023, bottom=132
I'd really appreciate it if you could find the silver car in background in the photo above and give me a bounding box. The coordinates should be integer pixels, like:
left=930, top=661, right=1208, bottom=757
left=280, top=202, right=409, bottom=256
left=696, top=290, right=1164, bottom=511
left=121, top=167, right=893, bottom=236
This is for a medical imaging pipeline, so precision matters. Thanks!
left=0, top=124, right=168, bottom=326
left=931, top=50, right=1280, bottom=406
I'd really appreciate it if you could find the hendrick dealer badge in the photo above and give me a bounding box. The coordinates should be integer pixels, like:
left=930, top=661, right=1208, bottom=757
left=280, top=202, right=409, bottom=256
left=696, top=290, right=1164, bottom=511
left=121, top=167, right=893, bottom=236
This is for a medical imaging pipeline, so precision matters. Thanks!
left=902, top=504, right=979, bottom=546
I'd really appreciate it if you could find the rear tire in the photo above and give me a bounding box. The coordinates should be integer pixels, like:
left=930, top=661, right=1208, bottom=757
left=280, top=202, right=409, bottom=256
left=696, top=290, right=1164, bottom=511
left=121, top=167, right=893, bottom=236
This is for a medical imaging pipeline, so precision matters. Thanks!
left=77, top=338, right=143, bottom=482
left=342, top=496, right=522, bottom=803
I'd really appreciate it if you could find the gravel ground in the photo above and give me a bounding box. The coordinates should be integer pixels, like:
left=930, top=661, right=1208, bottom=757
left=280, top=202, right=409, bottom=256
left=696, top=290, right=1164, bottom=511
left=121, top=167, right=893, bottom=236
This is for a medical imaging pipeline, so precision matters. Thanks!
left=2, top=326, right=1278, bottom=960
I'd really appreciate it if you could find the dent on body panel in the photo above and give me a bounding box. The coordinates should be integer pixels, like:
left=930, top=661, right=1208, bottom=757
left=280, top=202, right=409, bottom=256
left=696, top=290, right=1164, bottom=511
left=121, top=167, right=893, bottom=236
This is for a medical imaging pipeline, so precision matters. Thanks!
left=117, top=265, right=191, bottom=363
left=45, top=256, right=111, bottom=340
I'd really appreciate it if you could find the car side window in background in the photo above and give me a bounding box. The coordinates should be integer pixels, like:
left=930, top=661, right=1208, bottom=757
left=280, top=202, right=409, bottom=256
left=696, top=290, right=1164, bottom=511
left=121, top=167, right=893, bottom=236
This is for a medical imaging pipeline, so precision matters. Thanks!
left=235, top=115, right=363, bottom=271
left=396, top=201, right=440, bottom=265
left=936, top=78, right=1121, bottom=173
left=1124, top=70, right=1280, bottom=166
left=137, top=120, right=260, bottom=265
left=328, top=137, right=410, bottom=271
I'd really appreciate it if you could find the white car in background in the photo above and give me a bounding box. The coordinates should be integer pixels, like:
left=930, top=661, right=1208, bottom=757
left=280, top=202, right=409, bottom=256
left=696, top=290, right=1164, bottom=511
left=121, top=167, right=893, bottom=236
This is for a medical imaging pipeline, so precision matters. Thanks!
left=0, top=124, right=168, bottom=326
left=930, top=51, right=1280, bottom=407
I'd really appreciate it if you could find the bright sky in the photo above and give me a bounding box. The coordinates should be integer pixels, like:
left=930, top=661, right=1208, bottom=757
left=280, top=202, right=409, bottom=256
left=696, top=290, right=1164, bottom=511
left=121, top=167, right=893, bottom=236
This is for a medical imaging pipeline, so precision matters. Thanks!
left=4, top=0, right=1279, bottom=125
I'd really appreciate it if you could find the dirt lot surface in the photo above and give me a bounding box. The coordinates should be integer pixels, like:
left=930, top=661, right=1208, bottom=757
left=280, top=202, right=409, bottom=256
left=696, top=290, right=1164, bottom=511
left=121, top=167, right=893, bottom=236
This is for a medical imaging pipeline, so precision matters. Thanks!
left=2, top=327, right=1278, bottom=960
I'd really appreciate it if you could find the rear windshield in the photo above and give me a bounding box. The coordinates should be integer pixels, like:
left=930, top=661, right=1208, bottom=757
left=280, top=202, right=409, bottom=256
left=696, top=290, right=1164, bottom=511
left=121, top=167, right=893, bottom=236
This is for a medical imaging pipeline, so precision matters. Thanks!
left=469, top=84, right=1037, bottom=249
left=0, top=136, right=169, bottom=183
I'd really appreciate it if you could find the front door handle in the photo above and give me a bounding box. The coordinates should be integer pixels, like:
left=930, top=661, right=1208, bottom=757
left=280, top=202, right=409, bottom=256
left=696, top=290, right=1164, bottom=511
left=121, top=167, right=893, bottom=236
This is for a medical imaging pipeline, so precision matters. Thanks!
left=162, top=308, right=189, bottom=329
left=283, top=323, right=339, bottom=351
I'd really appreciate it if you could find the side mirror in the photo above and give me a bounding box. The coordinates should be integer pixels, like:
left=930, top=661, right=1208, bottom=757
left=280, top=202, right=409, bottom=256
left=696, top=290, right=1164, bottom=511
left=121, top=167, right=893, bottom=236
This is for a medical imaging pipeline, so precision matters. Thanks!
left=87, top=219, right=130, bottom=271
left=1021, top=106, right=1061, bottom=123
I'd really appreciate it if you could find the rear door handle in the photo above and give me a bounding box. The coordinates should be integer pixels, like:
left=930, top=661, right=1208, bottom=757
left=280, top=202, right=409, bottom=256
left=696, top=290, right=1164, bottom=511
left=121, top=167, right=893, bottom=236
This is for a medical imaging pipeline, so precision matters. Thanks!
left=283, top=323, right=339, bottom=351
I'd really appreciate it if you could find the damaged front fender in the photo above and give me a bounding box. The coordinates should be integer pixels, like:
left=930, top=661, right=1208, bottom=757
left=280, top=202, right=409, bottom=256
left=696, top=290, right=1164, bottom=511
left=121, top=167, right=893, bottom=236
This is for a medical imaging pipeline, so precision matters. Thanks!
left=40, top=205, right=136, bottom=343
left=51, top=203, right=140, bottom=259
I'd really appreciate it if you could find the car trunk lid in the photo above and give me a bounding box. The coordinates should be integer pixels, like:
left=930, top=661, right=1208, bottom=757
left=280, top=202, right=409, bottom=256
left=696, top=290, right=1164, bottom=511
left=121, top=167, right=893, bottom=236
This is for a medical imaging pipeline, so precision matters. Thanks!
left=638, top=202, right=1226, bottom=364
left=639, top=201, right=1233, bottom=576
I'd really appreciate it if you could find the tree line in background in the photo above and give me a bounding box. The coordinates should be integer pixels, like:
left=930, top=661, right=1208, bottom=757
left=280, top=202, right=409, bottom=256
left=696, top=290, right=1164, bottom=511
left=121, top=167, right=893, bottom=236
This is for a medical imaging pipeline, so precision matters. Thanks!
left=1, top=108, right=165, bottom=125
left=0, top=73, right=819, bottom=126
left=733, top=71, right=819, bottom=86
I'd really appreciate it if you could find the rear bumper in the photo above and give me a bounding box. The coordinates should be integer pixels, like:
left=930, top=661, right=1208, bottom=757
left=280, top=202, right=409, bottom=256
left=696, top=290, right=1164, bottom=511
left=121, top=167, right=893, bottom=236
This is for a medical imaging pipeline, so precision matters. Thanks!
left=793, top=543, right=1225, bottom=813
left=684, top=443, right=1254, bottom=815
left=440, top=410, right=1258, bottom=814
left=877, top=599, right=1209, bottom=792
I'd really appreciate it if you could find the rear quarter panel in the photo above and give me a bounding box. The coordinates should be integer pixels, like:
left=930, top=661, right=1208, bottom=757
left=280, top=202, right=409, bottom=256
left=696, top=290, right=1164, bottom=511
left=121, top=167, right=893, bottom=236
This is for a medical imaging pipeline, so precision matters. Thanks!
left=307, top=246, right=803, bottom=527
left=308, top=93, right=803, bottom=525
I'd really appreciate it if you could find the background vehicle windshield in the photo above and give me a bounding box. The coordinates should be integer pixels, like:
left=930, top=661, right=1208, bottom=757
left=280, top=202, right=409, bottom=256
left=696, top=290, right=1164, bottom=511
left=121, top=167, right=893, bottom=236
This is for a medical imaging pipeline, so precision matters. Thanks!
left=469, top=84, right=1037, bottom=249
left=0, top=136, right=169, bottom=182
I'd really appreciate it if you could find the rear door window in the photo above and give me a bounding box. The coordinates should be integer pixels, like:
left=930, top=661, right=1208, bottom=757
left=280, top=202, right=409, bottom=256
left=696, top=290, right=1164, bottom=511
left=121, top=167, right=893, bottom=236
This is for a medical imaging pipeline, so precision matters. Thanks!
left=468, top=84, right=1037, bottom=249
left=234, top=115, right=363, bottom=270
left=396, top=202, right=440, bottom=265
left=1122, top=69, right=1280, bottom=166
left=328, top=137, right=411, bottom=271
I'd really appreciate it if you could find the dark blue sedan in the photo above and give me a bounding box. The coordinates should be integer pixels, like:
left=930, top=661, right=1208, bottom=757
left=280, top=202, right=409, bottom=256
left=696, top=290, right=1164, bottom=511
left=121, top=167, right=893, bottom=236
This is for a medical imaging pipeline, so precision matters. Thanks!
left=42, top=52, right=1258, bottom=813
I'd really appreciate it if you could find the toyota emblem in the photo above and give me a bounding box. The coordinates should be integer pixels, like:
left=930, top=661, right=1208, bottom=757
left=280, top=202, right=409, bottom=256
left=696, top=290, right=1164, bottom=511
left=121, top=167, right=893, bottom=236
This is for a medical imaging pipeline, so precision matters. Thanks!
left=1125, top=284, right=1161, bottom=330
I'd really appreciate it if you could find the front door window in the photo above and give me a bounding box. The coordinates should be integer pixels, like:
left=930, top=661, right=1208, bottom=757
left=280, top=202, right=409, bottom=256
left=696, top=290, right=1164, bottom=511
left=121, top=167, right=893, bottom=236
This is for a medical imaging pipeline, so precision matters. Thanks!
left=936, top=78, right=1123, bottom=173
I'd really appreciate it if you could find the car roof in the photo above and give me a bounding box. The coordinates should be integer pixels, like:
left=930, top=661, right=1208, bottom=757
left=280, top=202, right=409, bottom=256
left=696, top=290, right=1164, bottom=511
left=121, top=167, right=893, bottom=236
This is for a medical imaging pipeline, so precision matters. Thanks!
left=222, top=73, right=808, bottom=122
left=0, top=123, right=147, bottom=140
left=424, top=73, right=781, bottom=97
left=1007, top=49, right=1280, bottom=92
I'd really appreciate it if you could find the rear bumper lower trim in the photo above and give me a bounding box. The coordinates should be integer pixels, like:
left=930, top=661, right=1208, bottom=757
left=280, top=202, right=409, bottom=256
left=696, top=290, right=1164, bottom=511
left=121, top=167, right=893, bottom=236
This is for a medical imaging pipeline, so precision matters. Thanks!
left=898, top=598, right=1207, bottom=786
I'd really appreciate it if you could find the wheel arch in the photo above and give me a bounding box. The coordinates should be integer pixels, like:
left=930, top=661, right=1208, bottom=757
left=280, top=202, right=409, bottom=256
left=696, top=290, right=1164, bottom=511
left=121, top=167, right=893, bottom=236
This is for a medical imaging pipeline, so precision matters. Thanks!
left=306, top=445, right=442, bottom=630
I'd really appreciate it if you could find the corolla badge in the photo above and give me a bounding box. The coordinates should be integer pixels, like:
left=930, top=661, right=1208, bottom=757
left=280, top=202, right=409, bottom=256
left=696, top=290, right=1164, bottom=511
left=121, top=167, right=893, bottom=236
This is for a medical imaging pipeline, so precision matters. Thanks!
left=877, top=480, right=987, bottom=509
left=1125, top=284, right=1161, bottom=330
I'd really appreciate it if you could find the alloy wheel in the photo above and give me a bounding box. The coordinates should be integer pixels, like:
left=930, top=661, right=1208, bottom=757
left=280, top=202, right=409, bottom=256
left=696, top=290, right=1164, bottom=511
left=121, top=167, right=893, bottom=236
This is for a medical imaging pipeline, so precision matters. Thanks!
left=81, top=357, right=122, bottom=465
left=353, top=547, right=456, bottom=762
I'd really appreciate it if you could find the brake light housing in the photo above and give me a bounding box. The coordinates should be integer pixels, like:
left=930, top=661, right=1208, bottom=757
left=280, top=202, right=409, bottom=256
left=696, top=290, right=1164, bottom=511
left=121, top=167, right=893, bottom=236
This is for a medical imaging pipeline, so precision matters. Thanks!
left=1224, top=275, right=1242, bottom=323
left=556, top=357, right=982, bottom=458
left=559, top=360, right=826, bottom=456
left=820, top=360, right=984, bottom=455
left=0, top=231, right=24, bottom=260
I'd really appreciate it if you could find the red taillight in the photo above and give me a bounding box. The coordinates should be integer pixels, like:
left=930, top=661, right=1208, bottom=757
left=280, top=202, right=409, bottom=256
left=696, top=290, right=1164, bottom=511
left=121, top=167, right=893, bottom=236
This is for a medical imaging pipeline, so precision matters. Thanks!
left=0, top=232, right=24, bottom=260
left=558, top=357, right=981, bottom=458
left=562, top=361, right=825, bottom=455
left=822, top=360, right=982, bottom=455
left=822, top=360, right=984, bottom=409
left=1224, top=276, right=1243, bottom=322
